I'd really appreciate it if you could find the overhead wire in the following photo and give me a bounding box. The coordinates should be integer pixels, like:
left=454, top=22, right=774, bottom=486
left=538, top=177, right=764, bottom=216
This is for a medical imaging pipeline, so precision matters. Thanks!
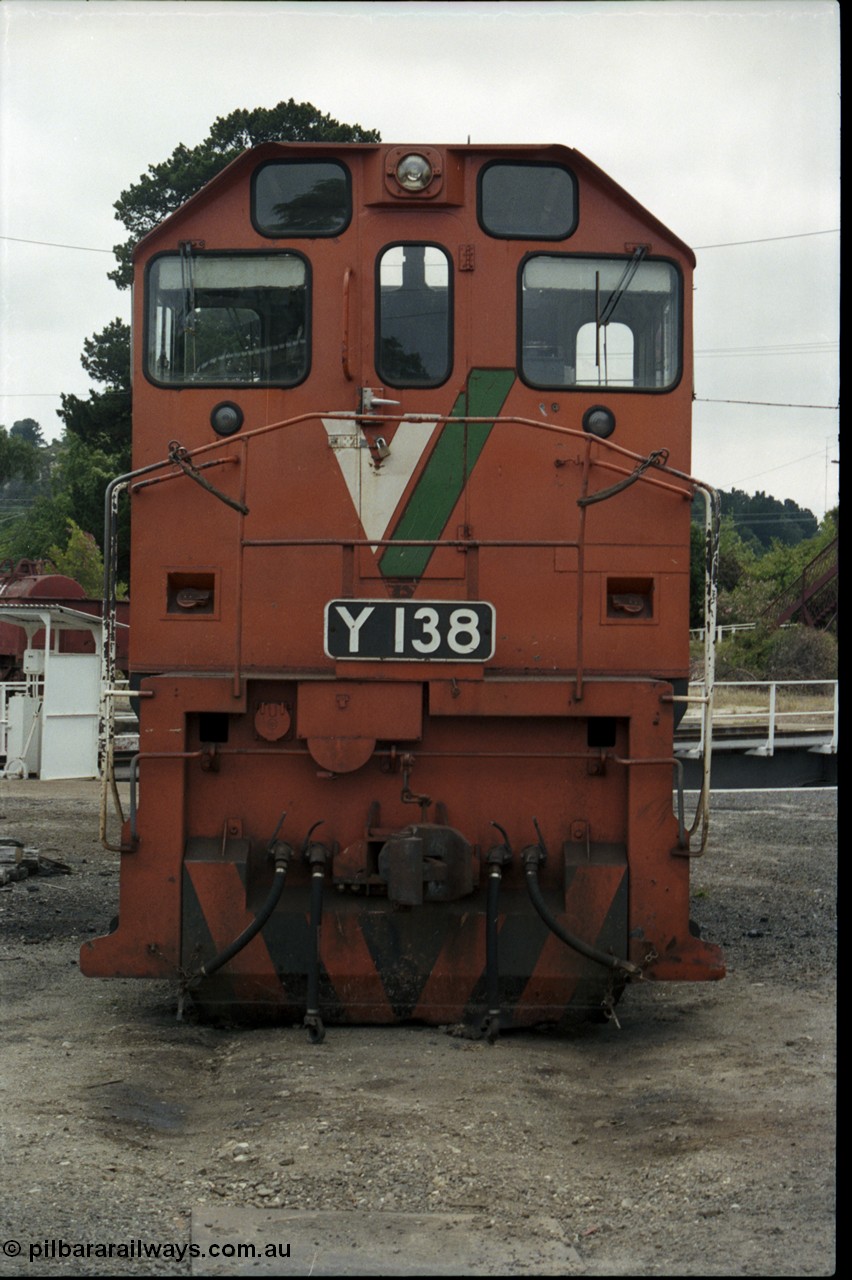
left=693, top=228, right=839, bottom=249
left=0, top=234, right=115, bottom=254
left=694, top=397, right=838, bottom=410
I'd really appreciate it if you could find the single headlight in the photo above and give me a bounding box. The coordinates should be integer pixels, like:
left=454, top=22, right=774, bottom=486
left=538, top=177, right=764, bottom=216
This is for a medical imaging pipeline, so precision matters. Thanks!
left=395, top=154, right=433, bottom=192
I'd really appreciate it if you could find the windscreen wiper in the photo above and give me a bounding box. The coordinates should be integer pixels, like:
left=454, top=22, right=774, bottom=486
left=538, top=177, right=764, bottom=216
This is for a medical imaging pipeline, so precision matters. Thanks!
left=599, top=245, right=647, bottom=326
left=179, top=240, right=197, bottom=332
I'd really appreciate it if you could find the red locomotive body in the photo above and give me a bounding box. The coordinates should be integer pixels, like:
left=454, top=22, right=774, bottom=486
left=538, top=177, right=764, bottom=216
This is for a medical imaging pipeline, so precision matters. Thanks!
left=82, top=143, right=723, bottom=1031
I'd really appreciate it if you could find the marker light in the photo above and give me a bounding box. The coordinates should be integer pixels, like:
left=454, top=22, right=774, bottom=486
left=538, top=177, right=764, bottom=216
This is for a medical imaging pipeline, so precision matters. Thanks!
left=582, top=405, right=616, bottom=439
left=210, top=401, right=244, bottom=436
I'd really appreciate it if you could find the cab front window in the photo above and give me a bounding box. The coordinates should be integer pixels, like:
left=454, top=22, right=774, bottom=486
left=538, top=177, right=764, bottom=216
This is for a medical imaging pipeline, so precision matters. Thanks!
left=376, top=244, right=452, bottom=387
left=520, top=254, right=681, bottom=390
left=479, top=162, right=576, bottom=240
left=252, top=161, right=351, bottom=237
left=146, top=252, right=308, bottom=386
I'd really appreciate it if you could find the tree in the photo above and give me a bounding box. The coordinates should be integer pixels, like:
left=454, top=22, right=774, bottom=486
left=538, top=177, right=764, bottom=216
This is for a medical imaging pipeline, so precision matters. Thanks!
left=57, top=319, right=132, bottom=459
left=0, top=323, right=132, bottom=579
left=690, top=515, right=759, bottom=628
left=690, top=488, right=824, bottom=627
left=0, top=425, right=39, bottom=486
left=0, top=472, right=71, bottom=567
left=695, top=507, right=839, bottom=632
left=0, top=423, right=57, bottom=536
left=692, top=487, right=818, bottom=551
left=0, top=425, right=43, bottom=557
left=10, top=418, right=46, bottom=448
left=80, top=317, right=132, bottom=389
left=48, top=519, right=106, bottom=598
left=109, top=100, right=381, bottom=287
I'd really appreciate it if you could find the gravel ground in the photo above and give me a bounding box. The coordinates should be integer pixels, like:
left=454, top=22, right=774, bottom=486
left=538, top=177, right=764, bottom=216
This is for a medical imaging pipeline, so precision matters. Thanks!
left=0, top=781, right=836, bottom=1276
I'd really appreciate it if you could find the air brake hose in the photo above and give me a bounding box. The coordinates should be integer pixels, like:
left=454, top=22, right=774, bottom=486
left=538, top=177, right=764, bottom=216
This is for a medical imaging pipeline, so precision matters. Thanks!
left=304, top=840, right=329, bottom=1044
left=194, top=843, right=293, bottom=982
left=522, top=846, right=641, bottom=978
left=482, top=824, right=513, bottom=1042
left=483, top=866, right=502, bottom=1041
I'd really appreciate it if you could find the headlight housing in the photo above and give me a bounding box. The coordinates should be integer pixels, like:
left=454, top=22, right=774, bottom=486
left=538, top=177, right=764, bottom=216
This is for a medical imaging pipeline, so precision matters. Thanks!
left=395, top=154, right=434, bottom=192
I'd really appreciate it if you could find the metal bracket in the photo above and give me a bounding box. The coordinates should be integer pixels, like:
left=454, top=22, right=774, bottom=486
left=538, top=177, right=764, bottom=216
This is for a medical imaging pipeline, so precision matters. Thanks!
left=327, top=433, right=366, bottom=450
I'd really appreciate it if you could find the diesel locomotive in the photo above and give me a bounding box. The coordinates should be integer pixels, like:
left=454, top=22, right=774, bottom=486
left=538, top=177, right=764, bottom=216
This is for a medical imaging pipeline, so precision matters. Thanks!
left=82, top=142, right=723, bottom=1033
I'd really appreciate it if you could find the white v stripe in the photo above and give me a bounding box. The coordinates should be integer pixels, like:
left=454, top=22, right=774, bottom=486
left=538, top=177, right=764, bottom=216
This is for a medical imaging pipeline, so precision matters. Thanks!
left=322, top=419, right=437, bottom=545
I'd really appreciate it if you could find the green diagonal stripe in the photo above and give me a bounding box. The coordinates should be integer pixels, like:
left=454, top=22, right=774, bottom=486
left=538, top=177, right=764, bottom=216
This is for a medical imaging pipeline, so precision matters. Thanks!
left=379, top=368, right=515, bottom=578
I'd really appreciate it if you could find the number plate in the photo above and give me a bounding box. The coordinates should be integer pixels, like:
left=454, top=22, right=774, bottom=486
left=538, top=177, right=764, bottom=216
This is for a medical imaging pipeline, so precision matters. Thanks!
left=325, top=599, right=495, bottom=662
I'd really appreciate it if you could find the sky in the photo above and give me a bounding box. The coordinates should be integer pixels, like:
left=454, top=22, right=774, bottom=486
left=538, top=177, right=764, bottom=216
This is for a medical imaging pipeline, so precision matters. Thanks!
left=0, top=0, right=840, bottom=520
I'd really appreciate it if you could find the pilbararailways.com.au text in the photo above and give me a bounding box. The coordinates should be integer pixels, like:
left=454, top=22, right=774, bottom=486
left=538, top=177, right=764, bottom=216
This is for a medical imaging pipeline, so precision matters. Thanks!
left=3, top=1239, right=291, bottom=1264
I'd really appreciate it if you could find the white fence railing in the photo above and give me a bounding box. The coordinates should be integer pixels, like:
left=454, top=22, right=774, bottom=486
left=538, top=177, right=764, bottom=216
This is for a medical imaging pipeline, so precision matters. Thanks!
left=678, top=679, right=838, bottom=758
left=689, top=623, right=757, bottom=643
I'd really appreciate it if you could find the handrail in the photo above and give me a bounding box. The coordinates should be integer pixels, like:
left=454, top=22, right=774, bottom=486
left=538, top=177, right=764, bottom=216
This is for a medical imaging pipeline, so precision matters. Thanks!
left=683, top=481, right=720, bottom=852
